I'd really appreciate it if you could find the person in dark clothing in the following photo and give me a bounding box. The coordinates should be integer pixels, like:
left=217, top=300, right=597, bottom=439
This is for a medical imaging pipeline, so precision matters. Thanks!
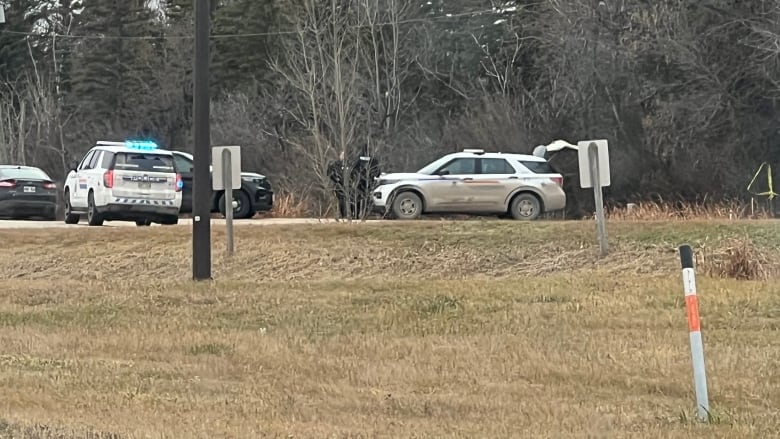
left=350, top=148, right=381, bottom=219
left=327, top=151, right=349, bottom=218
left=327, top=146, right=381, bottom=219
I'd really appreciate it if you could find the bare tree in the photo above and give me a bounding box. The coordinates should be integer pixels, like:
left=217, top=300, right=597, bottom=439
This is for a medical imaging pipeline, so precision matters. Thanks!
left=0, top=83, right=29, bottom=165
left=270, top=0, right=370, bottom=219
left=360, top=0, right=417, bottom=139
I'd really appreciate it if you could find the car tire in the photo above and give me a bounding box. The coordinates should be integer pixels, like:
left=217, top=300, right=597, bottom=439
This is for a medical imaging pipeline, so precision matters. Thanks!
left=218, top=190, right=252, bottom=219
left=160, top=215, right=179, bottom=225
left=391, top=191, right=423, bottom=220
left=136, top=219, right=152, bottom=227
left=510, top=193, right=542, bottom=221
left=63, top=189, right=80, bottom=224
left=87, top=191, right=104, bottom=226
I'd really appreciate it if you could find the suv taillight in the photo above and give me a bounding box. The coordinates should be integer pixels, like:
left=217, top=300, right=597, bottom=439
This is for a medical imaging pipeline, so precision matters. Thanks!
left=0, top=179, right=16, bottom=188
left=552, top=176, right=563, bottom=187
left=43, top=181, right=57, bottom=189
left=103, top=170, right=114, bottom=188
left=175, top=173, right=183, bottom=192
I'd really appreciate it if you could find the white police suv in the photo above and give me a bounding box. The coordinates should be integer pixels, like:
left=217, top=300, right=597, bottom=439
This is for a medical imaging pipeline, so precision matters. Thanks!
left=372, top=148, right=567, bottom=220
left=63, top=140, right=183, bottom=226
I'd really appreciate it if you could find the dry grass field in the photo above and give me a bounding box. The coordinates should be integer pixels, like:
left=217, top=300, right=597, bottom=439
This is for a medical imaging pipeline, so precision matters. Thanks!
left=0, top=219, right=778, bottom=438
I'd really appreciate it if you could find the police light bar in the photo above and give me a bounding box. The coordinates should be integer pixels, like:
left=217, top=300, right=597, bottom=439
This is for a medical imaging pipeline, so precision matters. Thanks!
left=125, top=140, right=159, bottom=150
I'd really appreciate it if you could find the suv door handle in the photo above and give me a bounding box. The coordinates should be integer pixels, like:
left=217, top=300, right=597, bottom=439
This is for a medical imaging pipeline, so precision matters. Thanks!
left=508, top=176, right=518, bottom=179
left=462, top=177, right=473, bottom=181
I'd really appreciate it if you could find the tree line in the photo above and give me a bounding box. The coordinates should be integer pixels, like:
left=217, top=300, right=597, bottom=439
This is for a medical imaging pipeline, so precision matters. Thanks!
left=1, top=0, right=778, bottom=216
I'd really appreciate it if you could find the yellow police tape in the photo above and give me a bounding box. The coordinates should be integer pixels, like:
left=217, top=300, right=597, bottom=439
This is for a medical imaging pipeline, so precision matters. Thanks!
left=747, top=162, right=776, bottom=200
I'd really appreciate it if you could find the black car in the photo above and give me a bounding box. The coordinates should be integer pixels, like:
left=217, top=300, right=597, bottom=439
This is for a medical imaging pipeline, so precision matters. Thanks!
left=171, top=151, right=273, bottom=219
left=0, top=165, right=58, bottom=220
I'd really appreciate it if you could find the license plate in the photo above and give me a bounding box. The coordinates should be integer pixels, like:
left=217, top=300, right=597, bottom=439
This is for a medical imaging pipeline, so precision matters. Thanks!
left=138, top=182, right=151, bottom=189
left=23, top=186, right=35, bottom=193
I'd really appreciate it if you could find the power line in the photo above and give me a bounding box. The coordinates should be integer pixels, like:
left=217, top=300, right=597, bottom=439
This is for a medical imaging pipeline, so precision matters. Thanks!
left=0, top=8, right=513, bottom=40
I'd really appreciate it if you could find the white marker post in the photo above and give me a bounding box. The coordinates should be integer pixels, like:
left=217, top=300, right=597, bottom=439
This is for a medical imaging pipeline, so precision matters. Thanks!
left=578, top=140, right=611, bottom=257
left=212, top=146, right=241, bottom=257
left=679, top=244, right=710, bottom=420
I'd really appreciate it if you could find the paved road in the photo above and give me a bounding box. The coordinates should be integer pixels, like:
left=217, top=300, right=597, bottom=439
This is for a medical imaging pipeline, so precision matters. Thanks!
left=0, top=217, right=389, bottom=229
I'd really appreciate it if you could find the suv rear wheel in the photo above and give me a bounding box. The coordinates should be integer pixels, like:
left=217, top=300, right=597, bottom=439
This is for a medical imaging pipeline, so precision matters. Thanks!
left=391, top=191, right=423, bottom=220
left=63, top=189, right=80, bottom=224
left=87, top=191, right=104, bottom=226
left=160, top=215, right=179, bottom=225
left=510, top=193, right=541, bottom=221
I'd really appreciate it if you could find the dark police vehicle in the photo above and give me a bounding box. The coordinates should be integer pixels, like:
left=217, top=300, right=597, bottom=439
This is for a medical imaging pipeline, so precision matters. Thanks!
left=170, top=151, right=273, bottom=219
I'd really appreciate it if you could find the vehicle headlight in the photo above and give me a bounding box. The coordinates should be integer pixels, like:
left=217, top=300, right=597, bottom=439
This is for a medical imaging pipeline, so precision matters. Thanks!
left=242, top=176, right=271, bottom=189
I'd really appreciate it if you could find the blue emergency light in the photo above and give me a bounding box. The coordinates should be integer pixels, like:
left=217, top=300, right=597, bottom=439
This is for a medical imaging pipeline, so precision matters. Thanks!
left=125, top=140, right=159, bottom=150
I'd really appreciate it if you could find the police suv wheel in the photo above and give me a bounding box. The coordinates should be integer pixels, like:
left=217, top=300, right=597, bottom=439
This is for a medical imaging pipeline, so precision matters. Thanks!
left=391, top=191, right=422, bottom=220
left=63, top=189, right=79, bottom=224
left=87, top=192, right=104, bottom=226
left=510, top=193, right=541, bottom=221
left=219, top=190, right=252, bottom=219
left=160, top=215, right=179, bottom=226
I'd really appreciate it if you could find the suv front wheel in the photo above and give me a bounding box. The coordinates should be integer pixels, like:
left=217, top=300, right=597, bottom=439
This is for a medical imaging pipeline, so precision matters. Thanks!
left=218, top=190, right=252, bottom=219
left=391, top=191, right=423, bottom=220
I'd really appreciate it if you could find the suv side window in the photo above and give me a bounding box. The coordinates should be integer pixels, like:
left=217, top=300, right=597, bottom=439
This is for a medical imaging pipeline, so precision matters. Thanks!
left=437, top=158, right=476, bottom=175
left=480, top=158, right=515, bottom=174
left=173, top=155, right=193, bottom=174
left=101, top=151, right=115, bottom=169
left=78, top=151, right=95, bottom=171
left=520, top=160, right=556, bottom=174
left=88, top=151, right=102, bottom=169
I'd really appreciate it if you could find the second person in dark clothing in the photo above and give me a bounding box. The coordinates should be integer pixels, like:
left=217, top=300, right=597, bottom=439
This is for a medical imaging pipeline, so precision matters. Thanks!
left=350, top=149, right=381, bottom=219
left=326, top=146, right=381, bottom=220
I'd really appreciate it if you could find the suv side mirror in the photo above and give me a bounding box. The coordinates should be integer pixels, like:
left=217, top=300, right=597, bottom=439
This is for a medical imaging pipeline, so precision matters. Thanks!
left=436, top=169, right=450, bottom=176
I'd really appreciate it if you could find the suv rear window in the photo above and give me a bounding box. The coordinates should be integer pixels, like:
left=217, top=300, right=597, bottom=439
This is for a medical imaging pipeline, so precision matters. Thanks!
left=113, top=152, right=175, bottom=173
left=520, top=160, right=556, bottom=174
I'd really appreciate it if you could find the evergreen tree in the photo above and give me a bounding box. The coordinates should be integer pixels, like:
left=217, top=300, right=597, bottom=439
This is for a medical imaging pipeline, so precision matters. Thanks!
left=211, top=0, right=281, bottom=93
left=162, top=0, right=193, bottom=24
left=0, top=0, right=48, bottom=83
left=68, top=0, right=163, bottom=133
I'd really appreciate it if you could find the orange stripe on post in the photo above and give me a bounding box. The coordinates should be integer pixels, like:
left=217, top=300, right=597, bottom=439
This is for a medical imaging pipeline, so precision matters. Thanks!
left=686, top=295, right=701, bottom=332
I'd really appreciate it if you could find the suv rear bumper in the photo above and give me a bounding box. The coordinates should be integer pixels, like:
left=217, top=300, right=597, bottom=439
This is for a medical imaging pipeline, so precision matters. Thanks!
left=97, top=199, right=179, bottom=220
left=541, top=188, right=566, bottom=212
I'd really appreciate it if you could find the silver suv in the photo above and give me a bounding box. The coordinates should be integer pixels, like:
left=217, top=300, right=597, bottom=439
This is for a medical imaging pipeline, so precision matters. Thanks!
left=372, top=149, right=566, bottom=220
